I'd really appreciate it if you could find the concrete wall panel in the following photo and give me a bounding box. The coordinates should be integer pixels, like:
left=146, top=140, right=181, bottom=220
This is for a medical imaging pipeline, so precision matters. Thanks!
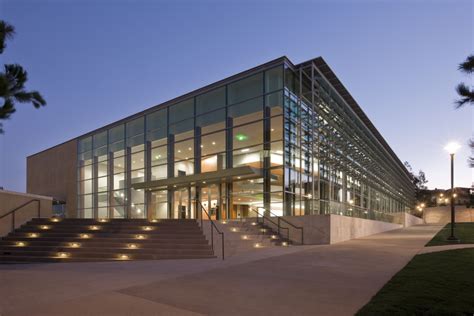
left=27, top=140, right=77, bottom=218
left=0, top=190, right=52, bottom=237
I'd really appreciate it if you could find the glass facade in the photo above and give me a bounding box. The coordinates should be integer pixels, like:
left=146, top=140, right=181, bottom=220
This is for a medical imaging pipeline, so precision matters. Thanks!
left=76, top=58, right=414, bottom=220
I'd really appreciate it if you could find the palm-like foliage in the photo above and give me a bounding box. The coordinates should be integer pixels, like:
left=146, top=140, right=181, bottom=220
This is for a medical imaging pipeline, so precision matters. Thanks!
left=456, top=54, right=474, bottom=108
left=0, top=20, right=46, bottom=133
left=0, top=20, right=14, bottom=54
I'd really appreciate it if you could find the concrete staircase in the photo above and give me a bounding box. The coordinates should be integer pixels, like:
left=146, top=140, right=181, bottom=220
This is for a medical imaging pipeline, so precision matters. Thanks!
left=204, top=218, right=291, bottom=258
left=0, top=218, right=215, bottom=263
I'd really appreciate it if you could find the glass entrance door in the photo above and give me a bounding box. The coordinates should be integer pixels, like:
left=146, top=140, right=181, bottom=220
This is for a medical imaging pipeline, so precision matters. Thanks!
left=173, top=187, right=194, bottom=219
left=200, top=184, right=223, bottom=220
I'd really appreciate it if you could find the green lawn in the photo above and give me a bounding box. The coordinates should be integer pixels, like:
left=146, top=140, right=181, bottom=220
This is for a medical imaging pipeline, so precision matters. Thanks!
left=426, top=222, right=474, bottom=246
left=356, top=248, right=474, bottom=316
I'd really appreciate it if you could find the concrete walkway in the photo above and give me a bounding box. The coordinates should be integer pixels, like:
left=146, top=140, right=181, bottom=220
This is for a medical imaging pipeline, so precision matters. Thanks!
left=0, top=225, right=442, bottom=316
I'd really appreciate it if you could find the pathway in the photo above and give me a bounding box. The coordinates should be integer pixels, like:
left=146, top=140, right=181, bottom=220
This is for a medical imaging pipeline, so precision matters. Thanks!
left=0, top=224, right=442, bottom=316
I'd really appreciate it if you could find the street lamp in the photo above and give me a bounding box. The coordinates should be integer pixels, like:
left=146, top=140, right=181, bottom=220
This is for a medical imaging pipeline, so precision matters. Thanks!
left=444, top=142, right=461, bottom=241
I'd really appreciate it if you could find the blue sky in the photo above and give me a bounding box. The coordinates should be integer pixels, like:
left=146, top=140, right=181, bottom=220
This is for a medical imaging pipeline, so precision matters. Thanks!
left=0, top=0, right=472, bottom=191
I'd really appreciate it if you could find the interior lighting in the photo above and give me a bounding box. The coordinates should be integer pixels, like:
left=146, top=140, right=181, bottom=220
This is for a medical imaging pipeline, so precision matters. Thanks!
left=235, top=134, right=248, bottom=141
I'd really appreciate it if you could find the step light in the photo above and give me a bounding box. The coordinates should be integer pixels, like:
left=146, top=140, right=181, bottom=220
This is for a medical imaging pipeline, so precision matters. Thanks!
left=261, top=229, right=266, bottom=232
left=281, top=242, right=288, bottom=246
left=136, top=234, right=146, bottom=239
left=119, top=254, right=129, bottom=260
left=242, top=235, right=248, bottom=240
left=57, top=252, right=69, bottom=258
left=89, top=226, right=100, bottom=230
left=16, top=241, right=26, bottom=247
left=254, top=243, right=262, bottom=248
left=150, top=219, right=158, bottom=223
left=230, top=228, right=238, bottom=232
left=80, top=233, right=91, bottom=239
left=143, top=226, right=153, bottom=231
left=128, top=244, right=138, bottom=249
left=98, top=219, right=108, bottom=223
left=40, top=225, right=50, bottom=230
left=51, top=218, right=60, bottom=222
left=271, top=235, right=278, bottom=239
left=69, top=242, right=81, bottom=248
left=221, top=221, right=227, bottom=224
left=29, top=233, right=38, bottom=238
left=251, top=222, right=257, bottom=226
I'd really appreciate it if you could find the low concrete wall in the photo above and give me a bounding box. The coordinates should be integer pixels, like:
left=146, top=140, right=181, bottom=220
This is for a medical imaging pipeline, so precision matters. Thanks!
left=280, top=214, right=403, bottom=245
left=392, top=212, right=425, bottom=227
left=0, top=190, right=53, bottom=237
left=424, top=206, right=474, bottom=224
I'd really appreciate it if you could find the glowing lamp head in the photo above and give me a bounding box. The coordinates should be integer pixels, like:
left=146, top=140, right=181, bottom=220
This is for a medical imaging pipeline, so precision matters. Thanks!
left=444, top=142, right=461, bottom=155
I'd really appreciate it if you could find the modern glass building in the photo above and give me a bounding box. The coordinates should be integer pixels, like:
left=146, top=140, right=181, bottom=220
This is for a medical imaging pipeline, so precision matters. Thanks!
left=30, top=56, right=414, bottom=221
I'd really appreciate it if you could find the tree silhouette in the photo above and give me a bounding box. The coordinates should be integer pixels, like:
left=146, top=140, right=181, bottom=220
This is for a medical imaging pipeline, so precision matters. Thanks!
left=455, top=55, right=474, bottom=108
left=0, top=20, right=46, bottom=133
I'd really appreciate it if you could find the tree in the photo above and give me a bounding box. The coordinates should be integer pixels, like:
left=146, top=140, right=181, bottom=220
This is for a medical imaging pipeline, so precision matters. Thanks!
left=404, top=161, right=428, bottom=200
left=0, top=20, right=46, bottom=133
left=455, top=54, right=474, bottom=108
left=454, top=54, right=474, bottom=167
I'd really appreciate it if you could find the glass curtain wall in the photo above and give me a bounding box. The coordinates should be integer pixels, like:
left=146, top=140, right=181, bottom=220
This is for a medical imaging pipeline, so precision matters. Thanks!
left=282, top=62, right=411, bottom=219
left=77, top=65, right=285, bottom=219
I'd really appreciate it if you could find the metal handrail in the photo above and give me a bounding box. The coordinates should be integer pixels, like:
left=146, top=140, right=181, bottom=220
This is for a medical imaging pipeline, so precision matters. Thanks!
left=256, top=207, right=304, bottom=245
left=248, top=207, right=290, bottom=240
left=0, top=199, right=41, bottom=233
left=194, top=199, right=225, bottom=260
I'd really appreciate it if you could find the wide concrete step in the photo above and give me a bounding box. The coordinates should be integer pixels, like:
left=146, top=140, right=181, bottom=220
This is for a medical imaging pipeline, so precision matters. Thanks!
left=0, top=253, right=216, bottom=263
left=7, top=230, right=207, bottom=238
left=0, top=240, right=211, bottom=248
left=16, top=227, right=203, bottom=234
left=0, top=247, right=214, bottom=256
left=31, top=218, right=197, bottom=223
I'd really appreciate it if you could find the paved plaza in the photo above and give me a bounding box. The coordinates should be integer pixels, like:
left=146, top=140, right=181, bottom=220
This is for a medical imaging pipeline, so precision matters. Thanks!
left=0, top=225, right=442, bottom=316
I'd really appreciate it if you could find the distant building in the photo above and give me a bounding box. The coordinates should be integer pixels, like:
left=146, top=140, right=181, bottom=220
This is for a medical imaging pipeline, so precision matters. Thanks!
left=419, top=187, right=473, bottom=207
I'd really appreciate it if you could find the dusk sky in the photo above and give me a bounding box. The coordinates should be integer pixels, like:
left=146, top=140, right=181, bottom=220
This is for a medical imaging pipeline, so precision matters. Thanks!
left=0, top=0, right=472, bottom=192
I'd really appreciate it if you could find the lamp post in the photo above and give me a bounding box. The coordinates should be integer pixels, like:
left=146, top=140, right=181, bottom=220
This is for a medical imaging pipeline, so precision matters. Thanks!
left=444, top=142, right=461, bottom=242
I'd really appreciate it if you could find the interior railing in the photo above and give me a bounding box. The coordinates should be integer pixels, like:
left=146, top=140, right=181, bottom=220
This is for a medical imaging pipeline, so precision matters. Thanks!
left=0, top=199, right=41, bottom=233
left=253, top=207, right=304, bottom=245
left=194, top=199, right=225, bottom=260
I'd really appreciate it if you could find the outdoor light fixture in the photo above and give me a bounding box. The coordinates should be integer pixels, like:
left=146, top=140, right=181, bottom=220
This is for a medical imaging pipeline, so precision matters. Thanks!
left=40, top=225, right=50, bottom=230
left=29, top=233, right=38, bottom=238
left=70, top=242, right=80, bottom=248
left=90, top=226, right=99, bottom=230
left=282, top=242, right=288, bottom=247
left=254, top=243, right=262, bottom=248
left=136, top=235, right=145, bottom=239
left=98, top=218, right=107, bottom=223
left=128, top=244, right=138, bottom=249
left=119, top=254, right=129, bottom=260
left=271, top=235, right=278, bottom=239
left=242, top=235, right=248, bottom=240
left=80, top=233, right=90, bottom=239
left=231, top=228, right=238, bottom=232
left=16, top=241, right=26, bottom=247
left=57, top=252, right=69, bottom=258
left=143, top=226, right=152, bottom=231
left=51, top=218, right=60, bottom=222
left=150, top=219, right=158, bottom=223
left=445, top=142, right=460, bottom=242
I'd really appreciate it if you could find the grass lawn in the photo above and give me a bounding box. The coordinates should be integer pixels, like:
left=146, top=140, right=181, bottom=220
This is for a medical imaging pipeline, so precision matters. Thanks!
left=426, top=222, right=474, bottom=246
left=356, top=248, right=474, bottom=316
